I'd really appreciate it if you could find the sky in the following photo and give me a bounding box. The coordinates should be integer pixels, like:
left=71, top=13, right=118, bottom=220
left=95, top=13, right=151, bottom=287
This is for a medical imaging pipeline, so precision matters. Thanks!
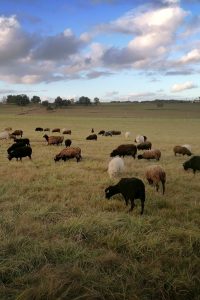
left=0, top=0, right=200, bottom=102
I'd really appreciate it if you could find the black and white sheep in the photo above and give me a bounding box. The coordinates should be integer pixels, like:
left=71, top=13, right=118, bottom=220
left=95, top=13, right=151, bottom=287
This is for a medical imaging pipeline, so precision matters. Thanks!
left=110, top=144, right=137, bottom=159
left=173, top=145, right=192, bottom=156
left=108, top=157, right=125, bottom=178
left=134, top=135, right=147, bottom=143
left=104, top=131, right=112, bottom=136
left=138, top=149, right=161, bottom=161
left=183, top=156, right=200, bottom=174
left=145, top=165, right=166, bottom=194
left=105, top=177, right=146, bottom=214
left=8, top=146, right=32, bottom=161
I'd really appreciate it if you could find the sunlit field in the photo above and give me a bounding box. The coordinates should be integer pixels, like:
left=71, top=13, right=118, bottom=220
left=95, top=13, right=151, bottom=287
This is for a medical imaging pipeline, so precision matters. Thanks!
left=0, top=103, right=199, bottom=300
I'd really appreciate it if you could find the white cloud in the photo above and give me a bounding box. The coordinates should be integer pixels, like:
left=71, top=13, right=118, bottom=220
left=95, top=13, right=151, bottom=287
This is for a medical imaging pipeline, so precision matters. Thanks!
left=179, top=49, right=200, bottom=64
left=171, top=81, right=198, bottom=92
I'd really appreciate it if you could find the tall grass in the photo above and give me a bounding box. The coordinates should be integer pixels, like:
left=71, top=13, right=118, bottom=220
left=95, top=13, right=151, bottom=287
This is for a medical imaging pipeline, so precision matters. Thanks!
left=0, top=103, right=199, bottom=299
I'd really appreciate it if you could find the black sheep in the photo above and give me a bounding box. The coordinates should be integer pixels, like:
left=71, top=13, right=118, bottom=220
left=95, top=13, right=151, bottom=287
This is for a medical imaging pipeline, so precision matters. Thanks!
left=86, top=134, right=97, bottom=140
left=105, top=177, right=145, bottom=214
left=137, top=141, right=152, bottom=150
left=183, top=156, right=200, bottom=174
left=14, top=138, right=30, bottom=146
left=8, top=146, right=32, bottom=161
left=98, top=130, right=105, bottom=135
left=7, top=142, right=27, bottom=154
left=65, top=139, right=72, bottom=147
left=35, top=127, right=43, bottom=131
left=110, top=144, right=137, bottom=158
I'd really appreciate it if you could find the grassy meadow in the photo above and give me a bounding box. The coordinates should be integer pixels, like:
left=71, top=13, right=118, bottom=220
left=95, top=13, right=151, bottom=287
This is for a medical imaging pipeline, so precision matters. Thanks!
left=0, top=102, right=199, bottom=300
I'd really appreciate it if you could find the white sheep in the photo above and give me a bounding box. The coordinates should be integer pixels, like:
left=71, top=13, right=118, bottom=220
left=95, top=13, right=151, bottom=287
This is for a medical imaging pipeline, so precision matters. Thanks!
left=125, top=131, right=131, bottom=139
left=182, top=144, right=192, bottom=152
left=135, top=135, right=146, bottom=143
left=0, top=131, right=9, bottom=140
left=108, top=156, right=125, bottom=179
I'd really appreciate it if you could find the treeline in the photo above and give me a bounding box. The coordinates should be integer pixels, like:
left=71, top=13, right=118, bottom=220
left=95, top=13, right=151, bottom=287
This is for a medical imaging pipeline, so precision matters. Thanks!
left=3, top=94, right=100, bottom=107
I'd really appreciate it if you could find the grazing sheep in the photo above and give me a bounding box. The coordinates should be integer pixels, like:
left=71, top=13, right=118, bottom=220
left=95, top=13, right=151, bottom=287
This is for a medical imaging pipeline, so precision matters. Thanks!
left=145, top=165, right=166, bottom=194
left=137, top=141, right=152, bottom=151
left=105, top=177, right=146, bottom=214
left=52, top=128, right=60, bottom=133
left=0, top=131, right=9, bottom=140
left=104, top=131, right=112, bottom=136
left=54, top=147, right=82, bottom=162
left=138, top=149, right=161, bottom=161
left=43, top=134, right=64, bottom=145
left=110, top=130, right=121, bottom=135
left=8, top=146, right=32, bottom=161
left=14, top=138, right=30, bottom=146
left=110, top=144, right=137, bottom=159
left=86, top=134, right=97, bottom=140
left=44, top=128, right=50, bottom=131
left=135, top=135, right=147, bottom=143
left=108, top=157, right=125, bottom=179
left=7, top=142, right=28, bottom=154
left=125, top=132, right=131, bottom=140
left=182, top=144, right=192, bottom=152
left=4, top=127, right=12, bottom=131
left=183, top=156, right=200, bottom=174
left=62, top=129, right=71, bottom=134
left=35, top=127, right=43, bottom=131
left=11, top=130, right=23, bottom=137
left=98, top=130, right=105, bottom=135
left=65, top=139, right=72, bottom=147
left=173, top=145, right=192, bottom=156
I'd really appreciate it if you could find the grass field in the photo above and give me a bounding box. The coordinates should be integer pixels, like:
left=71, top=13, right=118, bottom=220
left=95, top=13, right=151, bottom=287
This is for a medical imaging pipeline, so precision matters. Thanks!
left=0, top=103, right=199, bottom=300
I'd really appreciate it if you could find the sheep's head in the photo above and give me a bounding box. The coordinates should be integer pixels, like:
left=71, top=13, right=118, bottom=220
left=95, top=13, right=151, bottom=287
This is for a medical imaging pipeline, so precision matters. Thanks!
left=105, top=187, right=112, bottom=199
left=54, top=155, right=60, bottom=162
left=8, top=154, right=12, bottom=161
left=110, top=150, right=117, bottom=157
left=183, top=160, right=190, bottom=170
left=137, top=154, right=143, bottom=160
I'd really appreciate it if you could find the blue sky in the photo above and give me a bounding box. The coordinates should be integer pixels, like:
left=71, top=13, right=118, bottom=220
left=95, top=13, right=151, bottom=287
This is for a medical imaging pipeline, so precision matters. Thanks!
left=0, top=0, right=200, bottom=102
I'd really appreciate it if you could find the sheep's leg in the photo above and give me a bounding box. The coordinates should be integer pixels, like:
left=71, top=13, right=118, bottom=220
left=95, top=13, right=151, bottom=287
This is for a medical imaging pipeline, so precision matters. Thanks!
left=193, top=169, right=196, bottom=174
left=29, top=155, right=32, bottom=160
left=156, top=183, right=159, bottom=192
left=124, top=196, right=129, bottom=206
left=140, top=201, right=144, bottom=215
left=129, top=199, right=135, bottom=211
left=162, top=181, right=165, bottom=195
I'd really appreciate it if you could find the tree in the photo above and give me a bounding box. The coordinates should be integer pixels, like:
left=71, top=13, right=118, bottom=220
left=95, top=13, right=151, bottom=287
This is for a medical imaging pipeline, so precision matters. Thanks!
left=78, top=96, right=91, bottom=105
left=31, top=95, right=41, bottom=104
left=54, top=96, right=63, bottom=107
left=42, top=100, right=49, bottom=107
left=6, top=94, right=30, bottom=106
left=94, top=97, right=100, bottom=105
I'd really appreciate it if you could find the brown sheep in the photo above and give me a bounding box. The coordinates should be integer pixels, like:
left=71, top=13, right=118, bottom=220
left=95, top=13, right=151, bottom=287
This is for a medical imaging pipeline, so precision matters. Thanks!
left=110, top=130, right=121, bottom=135
left=62, top=129, right=71, bottom=134
left=52, top=128, right=60, bottom=133
left=173, top=145, right=192, bottom=156
left=44, top=128, right=50, bottom=131
left=138, top=149, right=161, bottom=161
left=110, top=144, right=137, bottom=158
left=4, top=127, right=12, bottom=131
left=11, top=130, right=23, bottom=137
left=43, top=134, right=64, bottom=145
left=54, top=147, right=82, bottom=162
left=137, top=141, right=152, bottom=150
left=145, top=165, right=166, bottom=194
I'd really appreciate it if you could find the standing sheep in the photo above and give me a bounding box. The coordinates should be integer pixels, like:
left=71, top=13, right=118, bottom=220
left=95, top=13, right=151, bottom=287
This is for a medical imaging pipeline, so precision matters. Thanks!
left=138, top=149, right=161, bottom=161
left=65, top=139, right=72, bottom=147
left=110, top=144, right=137, bottom=159
left=145, top=165, right=166, bottom=194
left=108, top=157, right=125, bottom=179
left=183, top=156, right=200, bottom=174
left=54, top=147, right=82, bottom=162
left=125, top=132, right=131, bottom=140
left=137, top=141, right=152, bottom=150
left=43, top=134, right=64, bottom=145
left=105, top=177, right=146, bottom=214
left=8, top=146, right=32, bottom=161
left=173, top=145, right=192, bottom=156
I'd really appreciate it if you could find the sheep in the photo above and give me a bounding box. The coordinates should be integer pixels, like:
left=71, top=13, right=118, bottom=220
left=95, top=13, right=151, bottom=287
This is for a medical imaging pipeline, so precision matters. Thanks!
left=183, top=156, right=200, bottom=174
left=54, top=147, right=82, bottom=162
left=145, top=165, right=166, bottom=194
left=14, top=138, right=30, bottom=146
left=98, top=130, right=105, bottom=135
left=105, top=177, right=145, bottom=214
left=62, top=129, right=71, bottom=134
left=35, top=127, right=43, bottom=131
left=7, top=142, right=28, bottom=154
left=110, top=130, right=121, bottom=135
left=137, top=141, right=152, bottom=151
left=173, top=145, right=192, bottom=156
left=4, top=127, right=12, bottom=131
left=108, top=157, right=125, bottom=179
left=125, top=131, right=131, bottom=140
left=0, top=131, right=9, bottom=140
left=110, top=144, right=137, bottom=159
left=86, top=134, right=97, bottom=140
left=104, top=131, right=112, bottom=136
left=8, top=146, right=32, bottom=161
left=52, top=128, right=60, bottom=133
left=44, top=128, right=50, bottom=131
left=182, top=144, right=192, bottom=152
left=65, top=139, right=72, bottom=147
left=135, top=135, right=147, bottom=143
left=138, top=149, right=161, bottom=161
left=43, top=134, right=64, bottom=145
left=11, top=130, right=23, bottom=137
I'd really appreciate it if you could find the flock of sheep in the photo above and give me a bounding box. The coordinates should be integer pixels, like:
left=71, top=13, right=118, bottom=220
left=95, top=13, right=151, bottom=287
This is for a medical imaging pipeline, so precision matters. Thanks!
left=1, top=127, right=199, bottom=215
